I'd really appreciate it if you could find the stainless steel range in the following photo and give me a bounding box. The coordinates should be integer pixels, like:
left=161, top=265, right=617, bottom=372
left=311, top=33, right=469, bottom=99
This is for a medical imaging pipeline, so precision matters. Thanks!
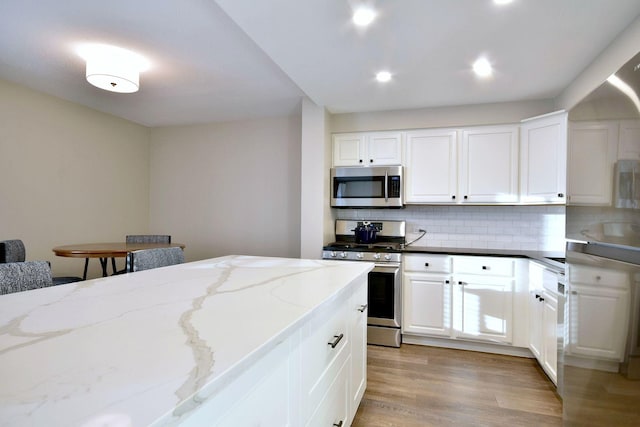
left=322, top=220, right=405, bottom=347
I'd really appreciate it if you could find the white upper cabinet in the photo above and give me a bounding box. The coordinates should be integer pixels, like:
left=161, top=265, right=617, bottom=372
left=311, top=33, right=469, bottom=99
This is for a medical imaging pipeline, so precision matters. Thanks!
left=460, top=125, right=519, bottom=203
left=404, top=129, right=458, bottom=203
left=567, top=121, right=618, bottom=205
left=520, top=111, right=568, bottom=204
left=618, top=119, right=640, bottom=160
left=332, top=131, right=402, bottom=166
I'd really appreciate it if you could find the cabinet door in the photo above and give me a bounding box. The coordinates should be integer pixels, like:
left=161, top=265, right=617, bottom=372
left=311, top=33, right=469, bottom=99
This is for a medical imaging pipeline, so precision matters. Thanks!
left=568, top=284, right=629, bottom=361
left=567, top=121, right=618, bottom=205
left=528, top=291, right=544, bottom=361
left=460, top=126, right=519, bottom=203
left=402, top=273, right=452, bottom=337
left=618, top=119, right=640, bottom=160
left=404, top=129, right=458, bottom=203
left=542, top=292, right=558, bottom=384
left=367, top=131, right=403, bottom=165
left=349, top=280, right=367, bottom=424
left=453, top=276, right=514, bottom=343
left=333, top=133, right=366, bottom=166
left=520, top=112, right=568, bottom=204
left=306, top=357, right=350, bottom=427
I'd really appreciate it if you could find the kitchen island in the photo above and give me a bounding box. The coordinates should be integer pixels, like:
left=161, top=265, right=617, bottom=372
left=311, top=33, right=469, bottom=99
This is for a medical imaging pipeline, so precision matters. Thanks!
left=0, top=255, right=372, bottom=426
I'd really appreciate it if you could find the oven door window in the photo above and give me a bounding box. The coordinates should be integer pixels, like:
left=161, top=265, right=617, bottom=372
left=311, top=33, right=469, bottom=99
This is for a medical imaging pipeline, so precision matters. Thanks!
left=368, top=270, right=396, bottom=319
left=334, top=176, right=385, bottom=199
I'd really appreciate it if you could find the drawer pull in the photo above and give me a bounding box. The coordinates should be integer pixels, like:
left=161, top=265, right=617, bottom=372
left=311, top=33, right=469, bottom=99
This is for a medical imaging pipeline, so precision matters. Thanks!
left=357, top=304, right=368, bottom=313
left=333, top=422, right=344, bottom=427
left=328, top=333, right=344, bottom=348
left=424, top=262, right=430, bottom=267
left=482, top=265, right=488, bottom=270
left=445, top=280, right=450, bottom=284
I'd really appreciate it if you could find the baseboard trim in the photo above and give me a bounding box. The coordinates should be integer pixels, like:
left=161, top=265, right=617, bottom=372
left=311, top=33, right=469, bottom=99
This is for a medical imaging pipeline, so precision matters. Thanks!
left=402, top=334, right=534, bottom=358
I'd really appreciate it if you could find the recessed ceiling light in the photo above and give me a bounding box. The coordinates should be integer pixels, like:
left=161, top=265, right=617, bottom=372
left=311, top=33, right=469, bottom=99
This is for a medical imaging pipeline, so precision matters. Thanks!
left=353, top=7, right=376, bottom=26
left=376, top=71, right=392, bottom=82
left=472, top=58, right=493, bottom=78
left=494, top=0, right=513, bottom=5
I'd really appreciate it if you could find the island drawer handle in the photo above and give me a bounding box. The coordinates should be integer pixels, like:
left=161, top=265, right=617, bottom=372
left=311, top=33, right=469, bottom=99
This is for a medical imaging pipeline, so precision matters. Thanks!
left=333, top=422, right=344, bottom=427
left=328, top=334, right=344, bottom=348
left=357, top=304, right=368, bottom=312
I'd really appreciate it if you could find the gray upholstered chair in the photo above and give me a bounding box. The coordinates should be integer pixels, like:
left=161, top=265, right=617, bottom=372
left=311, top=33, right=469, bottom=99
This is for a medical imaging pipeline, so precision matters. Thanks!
left=0, top=261, right=54, bottom=295
left=126, top=235, right=171, bottom=244
left=127, top=247, right=185, bottom=272
left=0, top=239, right=82, bottom=285
left=0, top=240, right=26, bottom=263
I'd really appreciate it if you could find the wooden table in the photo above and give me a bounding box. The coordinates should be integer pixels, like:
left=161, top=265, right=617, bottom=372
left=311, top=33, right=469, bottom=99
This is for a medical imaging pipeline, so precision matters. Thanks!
left=52, top=242, right=186, bottom=280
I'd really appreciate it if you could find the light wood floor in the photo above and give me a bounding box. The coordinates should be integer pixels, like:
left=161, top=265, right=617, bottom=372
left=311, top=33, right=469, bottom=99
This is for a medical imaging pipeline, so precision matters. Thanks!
left=352, top=344, right=562, bottom=427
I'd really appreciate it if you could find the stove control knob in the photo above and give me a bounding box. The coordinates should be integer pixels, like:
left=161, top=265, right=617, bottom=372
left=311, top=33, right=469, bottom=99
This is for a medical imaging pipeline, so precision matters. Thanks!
left=373, top=253, right=381, bottom=260
left=340, top=252, right=347, bottom=258
left=330, top=251, right=337, bottom=258
left=356, top=252, right=364, bottom=259
left=384, top=254, right=391, bottom=261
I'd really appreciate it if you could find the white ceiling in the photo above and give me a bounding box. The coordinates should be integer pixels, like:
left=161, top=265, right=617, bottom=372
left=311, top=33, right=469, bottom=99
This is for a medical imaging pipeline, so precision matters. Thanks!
left=1, top=0, right=639, bottom=127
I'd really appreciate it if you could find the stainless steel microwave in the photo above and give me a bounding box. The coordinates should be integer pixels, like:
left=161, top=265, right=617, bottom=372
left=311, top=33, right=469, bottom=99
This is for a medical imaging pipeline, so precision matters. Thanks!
left=331, top=166, right=404, bottom=208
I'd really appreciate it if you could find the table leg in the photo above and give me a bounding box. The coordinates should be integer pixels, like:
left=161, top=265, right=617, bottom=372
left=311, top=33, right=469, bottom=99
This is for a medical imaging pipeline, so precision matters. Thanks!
left=98, top=258, right=109, bottom=277
left=83, top=258, right=89, bottom=280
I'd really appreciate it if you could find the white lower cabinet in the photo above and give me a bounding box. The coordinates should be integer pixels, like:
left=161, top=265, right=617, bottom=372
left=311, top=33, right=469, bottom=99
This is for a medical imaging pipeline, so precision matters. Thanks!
left=183, top=277, right=367, bottom=426
left=527, top=263, right=559, bottom=384
left=403, top=254, right=515, bottom=346
left=453, top=275, right=513, bottom=344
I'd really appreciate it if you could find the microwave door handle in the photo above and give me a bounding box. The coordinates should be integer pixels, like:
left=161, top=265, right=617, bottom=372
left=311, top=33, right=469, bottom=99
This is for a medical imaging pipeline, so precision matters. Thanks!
left=384, top=170, right=389, bottom=202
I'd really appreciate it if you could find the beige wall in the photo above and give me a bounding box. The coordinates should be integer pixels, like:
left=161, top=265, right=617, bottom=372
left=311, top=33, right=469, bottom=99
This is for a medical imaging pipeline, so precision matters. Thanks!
left=149, top=116, right=301, bottom=261
left=0, top=79, right=150, bottom=278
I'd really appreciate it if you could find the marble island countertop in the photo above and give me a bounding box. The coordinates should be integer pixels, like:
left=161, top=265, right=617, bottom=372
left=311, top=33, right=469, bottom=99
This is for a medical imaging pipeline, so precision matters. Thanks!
left=0, top=255, right=373, bottom=427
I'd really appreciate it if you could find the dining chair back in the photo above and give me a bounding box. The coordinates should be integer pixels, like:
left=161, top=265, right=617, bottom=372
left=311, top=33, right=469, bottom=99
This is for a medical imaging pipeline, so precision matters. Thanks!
left=0, top=261, right=54, bottom=295
left=128, top=247, right=184, bottom=272
left=0, top=239, right=82, bottom=285
left=126, top=235, right=172, bottom=244
left=0, top=239, right=26, bottom=263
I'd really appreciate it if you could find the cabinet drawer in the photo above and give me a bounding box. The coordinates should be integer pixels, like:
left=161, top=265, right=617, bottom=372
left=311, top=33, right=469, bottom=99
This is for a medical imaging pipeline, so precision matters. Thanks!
left=454, top=256, right=515, bottom=277
left=301, top=298, right=350, bottom=415
left=404, top=254, right=452, bottom=273
left=568, top=264, right=629, bottom=288
left=305, top=356, right=349, bottom=427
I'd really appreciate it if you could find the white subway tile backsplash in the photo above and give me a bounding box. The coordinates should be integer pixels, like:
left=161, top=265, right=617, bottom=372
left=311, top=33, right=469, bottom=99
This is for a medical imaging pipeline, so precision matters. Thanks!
left=336, top=205, right=566, bottom=252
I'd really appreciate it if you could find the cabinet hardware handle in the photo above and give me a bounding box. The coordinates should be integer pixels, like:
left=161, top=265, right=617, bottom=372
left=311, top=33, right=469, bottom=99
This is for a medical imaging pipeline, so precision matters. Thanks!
left=452, top=195, right=456, bottom=199
left=369, top=159, right=373, bottom=163
left=357, top=304, right=368, bottom=312
left=424, top=262, right=430, bottom=267
left=482, top=266, right=488, bottom=270
left=359, top=159, right=363, bottom=163
left=333, top=422, right=344, bottom=427
left=445, top=280, right=450, bottom=284
left=539, top=297, right=545, bottom=302
left=328, top=334, right=344, bottom=348
left=558, top=193, right=564, bottom=198
left=458, top=281, right=464, bottom=285
left=596, top=275, right=601, bottom=280
left=464, top=195, right=468, bottom=200
left=535, top=294, right=540, bottom=299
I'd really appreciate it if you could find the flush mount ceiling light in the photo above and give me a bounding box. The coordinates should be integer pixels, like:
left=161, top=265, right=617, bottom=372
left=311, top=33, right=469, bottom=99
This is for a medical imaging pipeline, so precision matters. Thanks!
left=472, top=57, right=493, bottom=78
left=353, top=6, right=377, bottom=26
left=376, top=71, right=392, bottom=82
left=76, top=43, right=150, bottom=93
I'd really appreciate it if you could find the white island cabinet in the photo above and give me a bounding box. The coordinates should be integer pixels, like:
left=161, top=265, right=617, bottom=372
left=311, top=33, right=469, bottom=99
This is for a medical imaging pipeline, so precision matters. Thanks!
left=0, top=255, right=371, bottom=427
